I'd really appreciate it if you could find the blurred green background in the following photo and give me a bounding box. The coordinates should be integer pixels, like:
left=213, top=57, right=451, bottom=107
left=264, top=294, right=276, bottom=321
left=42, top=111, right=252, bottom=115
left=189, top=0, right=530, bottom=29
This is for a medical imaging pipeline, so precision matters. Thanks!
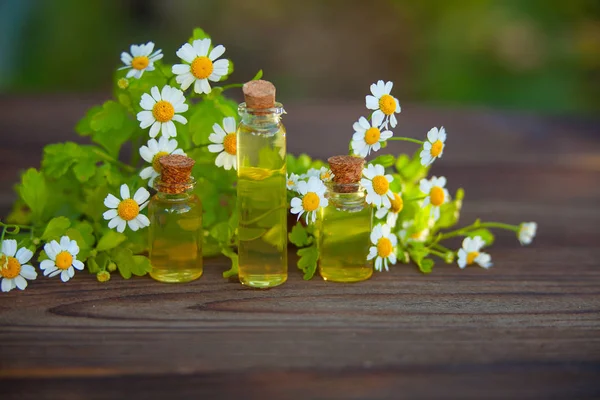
left=1, top=0, right=599, bottom=114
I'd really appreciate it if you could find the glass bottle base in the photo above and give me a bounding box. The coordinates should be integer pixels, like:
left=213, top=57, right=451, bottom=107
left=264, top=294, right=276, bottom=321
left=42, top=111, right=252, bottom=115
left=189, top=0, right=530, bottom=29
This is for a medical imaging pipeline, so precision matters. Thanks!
left=149, top=269, right=203, bottom=283
left=239, top=273, right=287, bottom=289
left=319, top=267, right=373, bottom=283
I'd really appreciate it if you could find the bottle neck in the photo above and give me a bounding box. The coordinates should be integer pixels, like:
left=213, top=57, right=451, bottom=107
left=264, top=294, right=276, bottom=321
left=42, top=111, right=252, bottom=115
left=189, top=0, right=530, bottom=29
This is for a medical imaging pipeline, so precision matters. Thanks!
left=154, top=177, right=196, bottom=200
left=238, top=102, right=285, bottom=128
left=325, top=182, right=367, bottom=211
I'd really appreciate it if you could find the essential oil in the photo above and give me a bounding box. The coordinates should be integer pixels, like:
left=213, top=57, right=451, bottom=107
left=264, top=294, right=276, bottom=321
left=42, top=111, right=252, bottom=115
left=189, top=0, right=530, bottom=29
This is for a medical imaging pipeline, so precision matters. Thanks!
left=148, top=155, right=203, bottom=283
left=236, top=80, right=287, bottom=288
left=317, top=156, right=373, bottom=282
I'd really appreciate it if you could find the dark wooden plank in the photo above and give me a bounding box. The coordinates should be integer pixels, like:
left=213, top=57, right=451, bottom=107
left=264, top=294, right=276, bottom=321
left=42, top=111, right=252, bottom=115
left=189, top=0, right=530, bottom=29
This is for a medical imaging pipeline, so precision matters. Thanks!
left=0, top=96, right=599, bottom=398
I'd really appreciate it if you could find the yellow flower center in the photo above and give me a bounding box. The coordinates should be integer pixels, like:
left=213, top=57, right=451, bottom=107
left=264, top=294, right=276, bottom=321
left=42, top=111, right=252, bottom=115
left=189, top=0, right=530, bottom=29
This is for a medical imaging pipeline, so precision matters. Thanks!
left=287, top=179, right=295, bottom=187
left=379, top=94, right=396, bottom=116
left=430, top=140, right=444, bottom=157
left=390, top=193, right=403, bottom=213
left=152, top=101, right=175, bottom=123
left=223, top=133, right=237, bottom=155
left=364, top=127, right=381, bottom=145
left=191, top=56, right=214, bottom=79
left=131, top=56, right=150, bottom=70
left=372, top=175, right=389, bottom=195
left=377, top=237, right=393, bottom=258
left=430, top=186, right=445, bottom=206
left=152, top=151, right=169, bottom=172
left=320, top=171, right=332, bottom=181
left=117, top=199, right=140, bottom=221
left=55, top=251, right=73, bottom=270
left=410, top=231, right=422, bottom=240
left=302, top=192, right=320, bottom=212
left=0, top=256, right=21, bottom=279
left=466, top=251, right=479, bottom=265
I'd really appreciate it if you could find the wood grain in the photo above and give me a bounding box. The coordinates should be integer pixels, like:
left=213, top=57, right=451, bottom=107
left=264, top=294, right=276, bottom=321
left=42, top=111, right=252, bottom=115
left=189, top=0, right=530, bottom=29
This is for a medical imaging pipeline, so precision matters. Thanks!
left=0, top=96, right=599, bottom=399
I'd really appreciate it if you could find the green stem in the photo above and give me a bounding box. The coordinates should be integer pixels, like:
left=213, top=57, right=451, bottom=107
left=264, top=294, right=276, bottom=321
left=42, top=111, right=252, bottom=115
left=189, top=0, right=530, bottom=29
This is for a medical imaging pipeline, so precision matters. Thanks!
left=436, top=221, right=519, bottom=243
left=221, top=83, right=244, bottom=92
left=432, top=243, right=452, bottom=253
left=184, top=143, right=210, bottom=152
left=405, top=195, right=427, bottom=202
left=388, top=137, right=424, bottom=145
left=92, top=148, right=136, bottom=173
left=428, top=248, right=447, bottom=259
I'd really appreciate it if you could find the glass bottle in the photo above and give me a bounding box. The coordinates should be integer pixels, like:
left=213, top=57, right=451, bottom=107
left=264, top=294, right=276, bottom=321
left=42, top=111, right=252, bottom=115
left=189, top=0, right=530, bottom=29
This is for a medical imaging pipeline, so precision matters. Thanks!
left=236, top=80, right=287, bottom=288
left=317, top=156, right=373, bottom=282
left=148, top=154, right=203, bottom=283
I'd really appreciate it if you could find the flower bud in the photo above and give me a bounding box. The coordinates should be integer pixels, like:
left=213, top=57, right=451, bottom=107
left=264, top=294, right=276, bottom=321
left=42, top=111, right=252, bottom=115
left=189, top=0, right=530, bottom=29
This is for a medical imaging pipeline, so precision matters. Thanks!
left=97, top=271, right=111, bottom=282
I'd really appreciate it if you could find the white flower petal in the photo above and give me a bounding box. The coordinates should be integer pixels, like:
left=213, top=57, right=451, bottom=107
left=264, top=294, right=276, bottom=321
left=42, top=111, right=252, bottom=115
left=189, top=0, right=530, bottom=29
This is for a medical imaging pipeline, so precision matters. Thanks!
left=16, top=247, right=33, bottom=264
left=1, top=239, right=17, bottom=257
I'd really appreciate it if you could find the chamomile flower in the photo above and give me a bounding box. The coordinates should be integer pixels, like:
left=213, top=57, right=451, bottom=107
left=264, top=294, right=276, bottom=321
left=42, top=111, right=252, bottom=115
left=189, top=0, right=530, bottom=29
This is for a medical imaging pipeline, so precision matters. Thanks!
left=286, top=173, right=300, bottom=190
left=457, top=236, right=492, bottom=269
left=103, top=184, right=150, bottom=233
left=375, top=192, right=403, bottom=227
left=137, top=86, right=188, bottom=138
left=40, top=236, right=84, bottom=282
left=420, top=127, right=447, bottom=166
left=518, top=222, right=537, bottom=245
left=139, top=136, right=186, bottom=186
left=365, top=80, right=401, bottom=129
left=119, top=42, right=163, bottom=79
left=290, top=176, right=328, bottom=224
left=302, top=168, right=321, bottom=179
left=0, top=239, right=36, bottom=292
left=367, top=224, right=398, bottom=272
left=318, top=167, right=334, bottom=182
left=351, top=113, right=393, bottom=157
left=172, top=38, right=230, bottom=94
left=419, top=176, right=450, bottom=220
left=398, top=221, right=430, bottom=243
left=208, top=117, right=237, bottom=171
left=361, top=164, right=394, bottom=208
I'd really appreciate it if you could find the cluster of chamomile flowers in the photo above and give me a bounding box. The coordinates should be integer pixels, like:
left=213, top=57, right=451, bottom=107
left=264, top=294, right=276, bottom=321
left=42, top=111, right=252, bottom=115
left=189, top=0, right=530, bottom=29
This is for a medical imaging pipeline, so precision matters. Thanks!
left=104, top=39, right=239, bottom=236
left=0, top=38, right=241, bottom=292
left=286, top=80, right=537, bottom=272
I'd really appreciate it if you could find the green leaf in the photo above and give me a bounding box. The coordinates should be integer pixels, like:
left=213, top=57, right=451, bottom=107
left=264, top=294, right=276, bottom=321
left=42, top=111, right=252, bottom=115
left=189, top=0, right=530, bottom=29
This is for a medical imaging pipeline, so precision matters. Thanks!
left=73, top=158, right=97, bottom=183
left=467, top=228, right=495, bottom=246
left=370, top=154, right=396, bottom=168
left=252, top=69, right=263, bottom=80
left=289, top=223, right=311, bottom=247
left=90, top=101, right=127, bottom=132
left=42, top=142, right=82, bottom=177
left=189, top=98, right=235, bottom=146
left=87, top=257, right=101, bottom=274
left=210, top=221, right=231, bottom=243
left=65, top=223, right=95, bottom=262
left=41, top=217, right=71, bottom=241
left=297, top=244, right=319, bottom=280
left=221, top=247, right=239, bottom=278
left=189, top=27, right=211, bottom=43
left=418, top=258, right=435, bottom=273
left=395, top=150, right=429, bottom=183
left=130, top=255, right=152, bottom=276
left=76, top=105, right=102, bottom=136
left=96, top=231, right=127, bottom=252
left=18, top=168, right=48, bottom=222
left=109, top=247, right=135, bottom=279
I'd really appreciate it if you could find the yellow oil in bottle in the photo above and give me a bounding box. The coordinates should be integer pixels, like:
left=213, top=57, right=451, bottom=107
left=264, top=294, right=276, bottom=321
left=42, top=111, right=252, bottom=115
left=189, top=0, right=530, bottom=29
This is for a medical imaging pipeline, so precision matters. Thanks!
left=148, top=191, right=203, bottom=282
left=317, top=184, right=373, bottom=282
left=236, top=103, right=287, bottom=288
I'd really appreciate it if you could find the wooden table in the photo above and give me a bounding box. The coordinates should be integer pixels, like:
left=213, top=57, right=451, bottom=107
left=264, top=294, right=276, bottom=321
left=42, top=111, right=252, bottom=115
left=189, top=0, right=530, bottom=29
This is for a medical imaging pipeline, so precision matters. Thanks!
left=1, top=96, right=599, bottom=399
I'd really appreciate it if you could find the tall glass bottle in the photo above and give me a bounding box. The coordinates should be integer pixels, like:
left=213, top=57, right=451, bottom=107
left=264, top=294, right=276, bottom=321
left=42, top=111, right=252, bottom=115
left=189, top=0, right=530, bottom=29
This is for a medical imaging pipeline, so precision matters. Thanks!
left=317, top=156, right=373, bottom=282
left=236, top=80, right=287, bottom=288
left=148, top=154, right=203, bottom=283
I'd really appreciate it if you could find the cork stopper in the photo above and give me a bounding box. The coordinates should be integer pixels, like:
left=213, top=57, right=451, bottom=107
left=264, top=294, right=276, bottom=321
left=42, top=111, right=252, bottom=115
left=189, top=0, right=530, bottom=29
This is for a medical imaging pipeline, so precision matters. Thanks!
left=328, top=155, right=365, bottom=184
left=243, top=80, right=276, bottom=109
left=157, top=154, right=195, bottom=194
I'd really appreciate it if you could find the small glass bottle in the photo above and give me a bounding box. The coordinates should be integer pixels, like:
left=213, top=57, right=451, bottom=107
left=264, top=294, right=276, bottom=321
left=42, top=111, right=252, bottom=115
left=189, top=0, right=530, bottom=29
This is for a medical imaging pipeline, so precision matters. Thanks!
left=317, top=155, right=373, bottom=282
left=236, top=80, right=287, bottom=288
left=148, top=154, right=203, bottom=283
